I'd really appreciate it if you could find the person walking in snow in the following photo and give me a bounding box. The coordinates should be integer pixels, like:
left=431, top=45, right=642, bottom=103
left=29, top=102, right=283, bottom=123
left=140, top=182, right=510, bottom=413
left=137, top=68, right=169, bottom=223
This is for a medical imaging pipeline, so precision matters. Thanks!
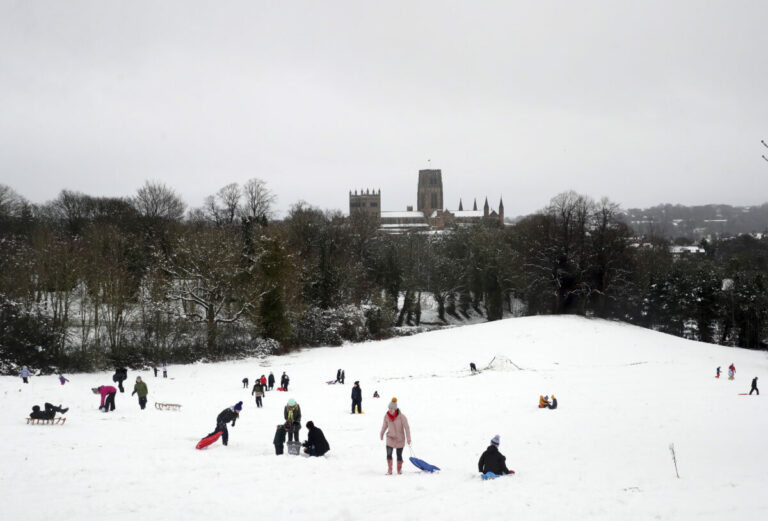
left=20, top=366, right=31, bottom=384
left=242, top=377, right=249, bottom=389
left=380, top=397, right=411, bottom=475
left=58, top=373, right=69, bottom=385
left=335, top=369, right=342, bottom=383
left=351, top=381, right=363, bottom=414
left=284, top=399, right=302, bottom=443
left=132, top=376, right=149, bottom=409
left=303, top=421, right=330, bottom=457
left=29, top=403, right=68, bottom=420
left=162, top=362, right=168, bottom=378
left=268, top=372, right=275, bottom=391
left=728, top=363, right=736, bottom=380
left=750, top=377, right=759, bottom=395
left=260, top=374, right=267, bottom=391
left=113, top=367, right=128, bottom=393
left=208, top=401, right=242, bottom=446
left=716, top=366, right=721, bottom=378
left=478, top=435, right=513, bottom=477
left=274, top=422, right=288, bottom=455
left=340, top=370, right=345, bottom=384
left=252, top=379, right=265, bottom=407
left=93, top=385, right=117, bottom=412
left=470, top=362, right=477, bottom=373
left=153, top=366, right=158, bottom=377
left=281, top=373, right=290, bottom=392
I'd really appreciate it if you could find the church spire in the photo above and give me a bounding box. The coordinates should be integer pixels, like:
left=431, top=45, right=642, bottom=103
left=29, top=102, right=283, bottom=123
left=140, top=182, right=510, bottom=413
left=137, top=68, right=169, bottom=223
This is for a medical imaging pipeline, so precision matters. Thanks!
left=483, top=197, right=489, bottom=217
left=458, top=198, right=464, bottom=211
left=472, top=198, right=477, bottom=211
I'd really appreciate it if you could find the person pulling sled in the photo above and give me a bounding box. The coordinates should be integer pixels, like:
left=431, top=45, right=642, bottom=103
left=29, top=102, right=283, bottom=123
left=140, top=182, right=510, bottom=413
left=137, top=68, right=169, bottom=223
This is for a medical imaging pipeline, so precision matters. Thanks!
left=207, top=401, right=242, bottom=446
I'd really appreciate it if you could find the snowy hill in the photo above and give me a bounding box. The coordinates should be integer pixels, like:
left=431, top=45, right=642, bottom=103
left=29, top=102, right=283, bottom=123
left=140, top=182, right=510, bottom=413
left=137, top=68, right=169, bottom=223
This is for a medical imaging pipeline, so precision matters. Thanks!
left=2, top=316, right=768, bottom=521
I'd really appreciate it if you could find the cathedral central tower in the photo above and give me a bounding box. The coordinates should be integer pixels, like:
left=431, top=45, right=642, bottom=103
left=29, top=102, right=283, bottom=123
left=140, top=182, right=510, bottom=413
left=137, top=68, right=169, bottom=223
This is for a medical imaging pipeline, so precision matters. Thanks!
left=417, top=169, right=443, bottom=217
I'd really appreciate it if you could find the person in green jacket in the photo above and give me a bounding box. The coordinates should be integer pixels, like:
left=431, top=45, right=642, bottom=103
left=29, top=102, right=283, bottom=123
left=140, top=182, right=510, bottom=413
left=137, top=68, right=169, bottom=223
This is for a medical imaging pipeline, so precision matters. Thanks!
left=132, top=376, right=149, bottom=410
left=273, top=422, right=289, bottom=455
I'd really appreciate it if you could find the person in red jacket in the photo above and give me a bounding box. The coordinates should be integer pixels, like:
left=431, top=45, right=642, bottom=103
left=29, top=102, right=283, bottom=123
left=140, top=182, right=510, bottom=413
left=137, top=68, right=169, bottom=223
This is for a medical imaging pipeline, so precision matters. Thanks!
left=92, top=385, right=117, bottom=412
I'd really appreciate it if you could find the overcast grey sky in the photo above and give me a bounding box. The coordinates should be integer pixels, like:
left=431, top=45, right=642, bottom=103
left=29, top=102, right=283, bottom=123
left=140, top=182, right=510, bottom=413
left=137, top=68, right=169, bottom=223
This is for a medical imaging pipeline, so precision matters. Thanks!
left=1, top=1, right=767, bottom=217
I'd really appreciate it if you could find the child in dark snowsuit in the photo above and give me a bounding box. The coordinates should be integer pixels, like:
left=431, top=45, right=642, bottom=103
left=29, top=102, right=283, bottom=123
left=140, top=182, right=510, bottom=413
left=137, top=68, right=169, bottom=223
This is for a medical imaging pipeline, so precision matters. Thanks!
left=274, top=422, right=288, bottom=455
left=716, top=367, right=721, bottom=378
left=113, top=367, right=128, bottom=393
left=208, top=402, right=242, bottom=446
left=30, top=403, right=68, bottom=420
left=268, top=372, right=275, bottom=391
left=242, top=377, right=249, bottom=389
left=351, top=381, right=363, bottom=414
left=478, top=435, right=512, bottom=476
left=58, top=374, right=69, bottom=385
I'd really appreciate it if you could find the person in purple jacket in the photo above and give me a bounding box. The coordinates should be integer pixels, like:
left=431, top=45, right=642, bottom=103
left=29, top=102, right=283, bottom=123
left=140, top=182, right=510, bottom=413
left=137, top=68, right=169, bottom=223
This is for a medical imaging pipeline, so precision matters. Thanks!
left=92, top=385, right=117, bottom=412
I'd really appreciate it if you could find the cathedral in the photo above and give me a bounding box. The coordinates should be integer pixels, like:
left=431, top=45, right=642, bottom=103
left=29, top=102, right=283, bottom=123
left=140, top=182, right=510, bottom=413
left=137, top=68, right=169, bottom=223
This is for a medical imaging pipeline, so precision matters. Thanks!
left=349, top=169, right=505, bottom=232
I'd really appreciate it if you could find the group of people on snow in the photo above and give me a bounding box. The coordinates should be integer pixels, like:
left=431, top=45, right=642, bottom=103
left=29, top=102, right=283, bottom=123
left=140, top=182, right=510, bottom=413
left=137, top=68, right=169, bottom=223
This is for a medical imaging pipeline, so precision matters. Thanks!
left=538, top=395, right=558, bottom=409
left=716, top=363, right=759, bottom=394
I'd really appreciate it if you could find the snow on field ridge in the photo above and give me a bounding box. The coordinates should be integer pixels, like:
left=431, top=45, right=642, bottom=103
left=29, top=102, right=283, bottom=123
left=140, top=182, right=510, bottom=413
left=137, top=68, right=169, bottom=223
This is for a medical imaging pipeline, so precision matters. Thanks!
left=2, top=316, right=767, bottom=521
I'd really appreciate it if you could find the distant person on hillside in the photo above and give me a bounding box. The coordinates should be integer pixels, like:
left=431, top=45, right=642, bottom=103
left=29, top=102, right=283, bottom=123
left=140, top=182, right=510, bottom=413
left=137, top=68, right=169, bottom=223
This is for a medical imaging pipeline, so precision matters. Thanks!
left=207, top=401, right=242, bottom=446
left=20, top=366, right=31, bottom=384
left=260, top=374, right=267, bottom=391
left=268, top=372, right=275, bottom=391
left=162, top=362, right=168, bottom=378
left=539, top=395, right=550, bottom=408
left=380, top=397, right=411, bottom=475
left=340, top=370, right=345, bottom=384
left=252, top=379, right=265, bottom=408
left=336, top=369, right=342, bottom=383
left=113, top=367, right=128, bottom=393
left=373, top=390, right=380, bottom=398
left=470, top=362, right=477, bottom=373
left=728, top=363, right=736, bottom=380
left=153, top=366, right=158, bottom=377
left=93, top=385, right=117, bottom=412
left=281, top=373, right=290, bottom=392
left=242, top=377, right=249, bottom=389
left=29, top=403, right=68, bottom=420
left=478, top=435, right=512, bottom=477
left=58, top=373, right=69, bottom=385
left=548, top=394, right=558, bottom=409
left=132, top=376, right=149, bottom=410
left=274, top=422, right=288, bottom=455
left=303, top=421, right=330, bottom=456
left=351, top=381, right=363, bottom=414
left=750, top=377, right=759, bottom=395
left=284, top=399, right=302, bottom=443
left=716, top=366, right=721, bottom=378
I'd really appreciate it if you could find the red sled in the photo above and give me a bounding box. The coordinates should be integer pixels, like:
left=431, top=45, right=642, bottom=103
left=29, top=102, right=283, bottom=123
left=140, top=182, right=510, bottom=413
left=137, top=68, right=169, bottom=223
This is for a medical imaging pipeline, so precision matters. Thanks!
left=196, top=431, right=222, bottom=450
left=277, top=387, right=285, bottom=391
left=738, top=393, right=749, bottom=395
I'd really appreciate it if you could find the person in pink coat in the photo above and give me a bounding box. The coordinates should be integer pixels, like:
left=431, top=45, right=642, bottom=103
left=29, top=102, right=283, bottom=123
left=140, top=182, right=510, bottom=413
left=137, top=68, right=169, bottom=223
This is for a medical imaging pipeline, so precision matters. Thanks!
left=92, top=385, right=117, bottom=412
left=380, top=397, right=411, bottom=475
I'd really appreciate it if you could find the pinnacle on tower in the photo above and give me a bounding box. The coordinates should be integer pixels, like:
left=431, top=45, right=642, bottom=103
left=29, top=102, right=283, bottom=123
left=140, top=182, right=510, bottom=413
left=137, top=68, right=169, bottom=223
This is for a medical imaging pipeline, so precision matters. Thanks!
left=458, top=198, right=464, bottom=211
left=473, top=198, right=477, bottom=211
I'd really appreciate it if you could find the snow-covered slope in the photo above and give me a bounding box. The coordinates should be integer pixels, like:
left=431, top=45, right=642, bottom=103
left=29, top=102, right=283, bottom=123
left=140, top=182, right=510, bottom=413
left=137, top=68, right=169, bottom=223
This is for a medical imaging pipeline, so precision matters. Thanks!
left=2, top=316, right=767, bottom=521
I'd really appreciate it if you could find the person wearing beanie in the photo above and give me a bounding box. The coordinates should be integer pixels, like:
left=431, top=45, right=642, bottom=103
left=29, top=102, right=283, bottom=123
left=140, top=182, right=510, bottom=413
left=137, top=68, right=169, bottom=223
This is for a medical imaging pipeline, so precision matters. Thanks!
left=207, top=402, right=241, bottom=446
left=131, top=376, right=149, bottom=410
left=303, top=421, right=330, bottom=456
left=380, top=397, right=412, bottom=475
left=478, top=435, right=512, bottom=476
left=252, top=378, right=265, bottom=408
left=273, top=423, right=288, bottom=455
left=93, top=385, right=118, bottom=412
left=351, top=381, right=363, bottom=414
left=284, top=399, right=302, bottom=443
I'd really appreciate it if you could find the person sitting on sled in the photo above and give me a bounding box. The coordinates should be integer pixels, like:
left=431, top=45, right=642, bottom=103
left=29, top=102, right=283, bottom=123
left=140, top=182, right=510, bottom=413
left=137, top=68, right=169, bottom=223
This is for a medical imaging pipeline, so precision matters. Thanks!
left=539, top=395, right=550, bottom=408
left=30, top=403, right=68, bottom=420
left=478, top=435, right=513, bottom=476
left=548, top=394, right=558, bottom=409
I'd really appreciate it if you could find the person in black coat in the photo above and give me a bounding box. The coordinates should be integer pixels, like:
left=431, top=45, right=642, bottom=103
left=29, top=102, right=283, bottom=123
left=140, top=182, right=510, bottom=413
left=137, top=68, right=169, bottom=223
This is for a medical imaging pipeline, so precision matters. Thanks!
left=351, top=381, right=363, bottom=414
left=208, top=401, right=242, bottom=446
left=30, top=403, right=68, bottom=420
left=336, top=369, right=342, bottom=383
left=750, top=377, right=759, bottom=395
left=478, top=435, right=512, bottom=475
left=268, top=372, right=275, bottom=391
left=303, top=421, right=330, bottom=456
left=113, top=367, right=128, bottom=393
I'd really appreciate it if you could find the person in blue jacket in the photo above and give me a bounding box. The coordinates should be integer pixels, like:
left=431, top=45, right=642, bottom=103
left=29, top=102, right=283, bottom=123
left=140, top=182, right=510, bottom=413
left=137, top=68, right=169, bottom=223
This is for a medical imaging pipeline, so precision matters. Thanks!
left=20, top=366, right=31, bottom=383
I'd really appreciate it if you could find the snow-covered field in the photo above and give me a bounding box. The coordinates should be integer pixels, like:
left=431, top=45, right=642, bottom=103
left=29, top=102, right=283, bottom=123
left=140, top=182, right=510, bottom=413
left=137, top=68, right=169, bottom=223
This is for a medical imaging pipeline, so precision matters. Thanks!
left=2, top=316, right=767, bottom=521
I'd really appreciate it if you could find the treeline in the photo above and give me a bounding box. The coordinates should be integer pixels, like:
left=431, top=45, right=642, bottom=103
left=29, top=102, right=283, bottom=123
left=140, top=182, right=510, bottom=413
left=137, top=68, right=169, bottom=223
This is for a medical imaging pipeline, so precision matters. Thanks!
left=1, top=184, right=766, bottom=374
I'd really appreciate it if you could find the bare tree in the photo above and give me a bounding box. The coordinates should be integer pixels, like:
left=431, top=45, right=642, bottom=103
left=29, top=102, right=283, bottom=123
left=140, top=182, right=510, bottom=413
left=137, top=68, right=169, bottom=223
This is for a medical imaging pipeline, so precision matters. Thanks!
left=0, top=184, right=26, bottom=218
left=217, top=183, right=241, bottom=225
left=240, top=177, right=276, bottom=222
left=133, top=181, right=186, bottom=220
